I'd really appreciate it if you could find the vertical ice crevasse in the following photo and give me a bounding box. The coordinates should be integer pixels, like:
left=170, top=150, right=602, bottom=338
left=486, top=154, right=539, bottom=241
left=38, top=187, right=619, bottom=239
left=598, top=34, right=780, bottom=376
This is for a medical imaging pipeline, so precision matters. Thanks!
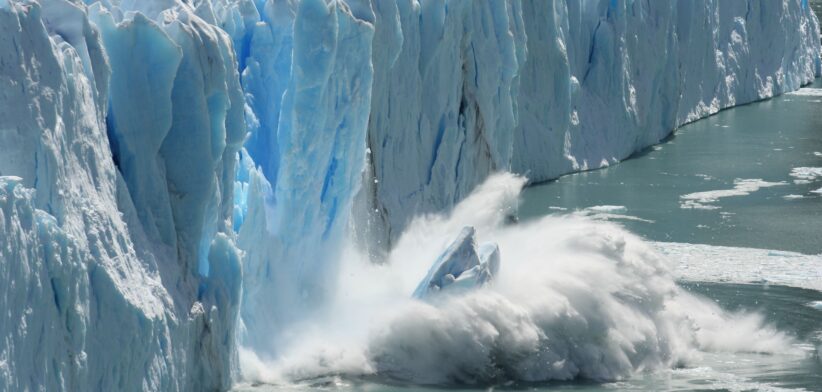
left=234, top=0, right=376, bottom=356
left=359, top=0, right=528, bottom=252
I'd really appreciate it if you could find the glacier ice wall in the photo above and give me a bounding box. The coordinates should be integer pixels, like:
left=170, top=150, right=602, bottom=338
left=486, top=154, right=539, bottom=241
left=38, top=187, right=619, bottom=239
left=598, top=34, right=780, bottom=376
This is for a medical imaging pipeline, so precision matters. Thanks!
left=1, top=0, right=242, bottom=390
left=360, top=0, right=822, bottom=248
left=513, top=0, right=822, bottom=179
left=360, top=0, right=527, bottom=248
left=223, top=0, right=376, bottom=354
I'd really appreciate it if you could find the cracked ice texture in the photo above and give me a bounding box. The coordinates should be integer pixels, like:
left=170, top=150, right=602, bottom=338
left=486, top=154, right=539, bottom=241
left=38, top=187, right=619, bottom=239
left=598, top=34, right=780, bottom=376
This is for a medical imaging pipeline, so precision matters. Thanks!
left=1, top=1, right=242, bottom=390
left=230, top=0, right=376, bottom=353
left=357, top=0, right=822, bottom=249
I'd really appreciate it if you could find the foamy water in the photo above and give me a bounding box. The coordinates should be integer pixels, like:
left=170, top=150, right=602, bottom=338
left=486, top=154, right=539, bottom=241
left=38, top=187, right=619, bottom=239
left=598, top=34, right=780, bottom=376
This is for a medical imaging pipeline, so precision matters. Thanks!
left=237, top=174, right=801, bottom=387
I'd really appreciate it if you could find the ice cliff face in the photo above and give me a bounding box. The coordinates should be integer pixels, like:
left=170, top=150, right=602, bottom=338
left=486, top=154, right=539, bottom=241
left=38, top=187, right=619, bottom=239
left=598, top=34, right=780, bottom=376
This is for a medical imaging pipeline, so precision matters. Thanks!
left=228, top=0, right=375, bottom=353
left=0, top=0, right=820, bottom=390
left=1, top=0, right=241, bottom=390
left=360, top=0, right=822, bottom=249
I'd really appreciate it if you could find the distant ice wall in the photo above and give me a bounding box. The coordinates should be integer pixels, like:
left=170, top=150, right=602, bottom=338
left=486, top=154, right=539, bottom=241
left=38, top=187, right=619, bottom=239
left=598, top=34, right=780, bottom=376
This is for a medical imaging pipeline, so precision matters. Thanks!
left=361, top=0, right=822, bottom=248
left=513, top=0, right=822, bottom=181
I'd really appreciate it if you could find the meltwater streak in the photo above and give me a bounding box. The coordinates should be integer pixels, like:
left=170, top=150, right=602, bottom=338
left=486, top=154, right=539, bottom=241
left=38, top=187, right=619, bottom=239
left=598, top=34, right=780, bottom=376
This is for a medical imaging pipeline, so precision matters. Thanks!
left=237, top=174, right=803, bottom=388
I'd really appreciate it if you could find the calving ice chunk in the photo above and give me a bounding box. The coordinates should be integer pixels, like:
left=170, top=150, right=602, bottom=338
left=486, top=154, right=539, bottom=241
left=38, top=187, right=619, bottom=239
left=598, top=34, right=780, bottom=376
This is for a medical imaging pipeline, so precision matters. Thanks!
left=413, top=226, right=500, bottom=299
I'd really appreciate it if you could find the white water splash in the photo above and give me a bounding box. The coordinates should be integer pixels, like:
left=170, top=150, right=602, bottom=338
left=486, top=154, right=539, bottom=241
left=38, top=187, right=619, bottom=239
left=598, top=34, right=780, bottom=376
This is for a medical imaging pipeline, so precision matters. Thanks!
left=238, top=174, right=800, bottom=387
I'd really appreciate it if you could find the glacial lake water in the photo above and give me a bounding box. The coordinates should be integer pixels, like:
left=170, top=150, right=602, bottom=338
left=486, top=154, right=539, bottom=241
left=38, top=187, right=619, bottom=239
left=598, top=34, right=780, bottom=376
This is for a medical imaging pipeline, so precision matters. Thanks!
left=237, top=83, right=822, bottom=392
left=516, top=82, right=822, bottom=390
left=519, top=83, right=822, bottom=255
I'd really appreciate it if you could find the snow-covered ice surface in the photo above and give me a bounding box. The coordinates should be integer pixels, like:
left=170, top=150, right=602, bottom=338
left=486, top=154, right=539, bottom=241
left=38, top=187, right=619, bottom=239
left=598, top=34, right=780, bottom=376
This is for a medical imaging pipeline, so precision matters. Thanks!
left=656, top=242, right=822, bottom=292
left=1, top=0, right=820, bottom=390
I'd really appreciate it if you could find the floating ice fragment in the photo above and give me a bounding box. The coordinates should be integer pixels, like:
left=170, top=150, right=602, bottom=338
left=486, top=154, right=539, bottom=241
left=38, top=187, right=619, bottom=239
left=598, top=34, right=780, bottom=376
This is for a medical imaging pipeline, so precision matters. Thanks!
left=586, top=205, right=627, bottom=213
left=657, top=242, right=822, bottom=291
left=790, top=167, right=822, bottom=183
left=786, top=88, right=822, bottom=96
left=680, top=179, right=787, bottom=209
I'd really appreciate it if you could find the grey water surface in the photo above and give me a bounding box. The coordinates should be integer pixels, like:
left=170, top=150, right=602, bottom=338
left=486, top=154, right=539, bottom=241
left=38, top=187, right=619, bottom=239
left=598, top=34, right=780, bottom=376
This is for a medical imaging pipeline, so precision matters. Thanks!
left=519, top=81, right=822, bottom=255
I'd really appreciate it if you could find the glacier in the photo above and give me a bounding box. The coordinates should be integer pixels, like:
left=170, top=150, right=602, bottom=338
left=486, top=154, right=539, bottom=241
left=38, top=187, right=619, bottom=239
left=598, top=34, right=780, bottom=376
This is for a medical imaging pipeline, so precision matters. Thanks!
left=360, top=0, right=822, bottom=250
left=0, top=0, right=820, bottom=390
left=1, top=0, right=242, bottom=390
